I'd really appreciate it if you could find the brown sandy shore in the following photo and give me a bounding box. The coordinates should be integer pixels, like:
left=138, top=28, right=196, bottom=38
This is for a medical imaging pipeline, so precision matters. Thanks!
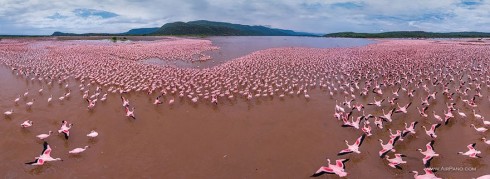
left=1, top=38, right=490, bottom=178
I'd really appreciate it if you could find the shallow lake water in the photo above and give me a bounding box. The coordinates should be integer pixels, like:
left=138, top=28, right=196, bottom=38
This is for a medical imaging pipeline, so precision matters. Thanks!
left=140, top=36, right=374, bottom=68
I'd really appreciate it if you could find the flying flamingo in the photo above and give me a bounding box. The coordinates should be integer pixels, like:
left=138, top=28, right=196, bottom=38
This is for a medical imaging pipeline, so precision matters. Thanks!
left=411, top=168, right=441, bottom=179
left=58, top=120, right=73, bottom=139
left=385, top=153, right=407, bottom=170
left=423, top=123, right=441, bottom=138
left=121, top=96, right=130, bottom=107
left=417, top=140, right=439, bottom=167
left=402, top=121, right=418, bottom=137
left=379, top=137, right=399, bottom=158
left=337, top=134, right=366, bottom=155
left=125, top=106, right=136, bottom=119
left=457, top=143, right=482, bottom=158
left=154, top=95, right=163, bottom=105
left=311, top=159, right=349, bottom=177
left=395, top=102, right=411, bottom=113
left=25, top=142, right=62, bottom=165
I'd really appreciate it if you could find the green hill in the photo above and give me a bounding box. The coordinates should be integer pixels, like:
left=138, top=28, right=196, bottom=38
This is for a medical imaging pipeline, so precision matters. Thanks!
left=151, top=20, right=314, bottom=36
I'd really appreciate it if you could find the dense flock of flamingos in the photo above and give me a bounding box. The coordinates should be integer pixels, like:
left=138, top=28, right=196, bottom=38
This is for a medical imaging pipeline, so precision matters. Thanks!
left=1, top=37, right=490, bottom=178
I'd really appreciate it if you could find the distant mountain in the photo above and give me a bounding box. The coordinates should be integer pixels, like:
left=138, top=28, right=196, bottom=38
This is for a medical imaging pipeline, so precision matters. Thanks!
left=122, top=28, right=159, bottom=35
left=51, top=20, right=315, bottom=36
left=151, top=20, right=315, bottom=36
left=324, top=31, right=490, bottom=38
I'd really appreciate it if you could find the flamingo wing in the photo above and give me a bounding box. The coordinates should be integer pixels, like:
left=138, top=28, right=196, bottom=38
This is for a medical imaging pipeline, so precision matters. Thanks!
left=379, top=149, right=390, bottom=158
left=311, top=166, right=334, bottom=177
left=25, top=158, right=44, bottom=165
left=424, top=168, right=435, bottom=175
left=423, top=156, right=433, bottom=168
left=356, top=134, right=366, bottom=147
left=336, top=159, right=349, bottom=169
left=337, top=149, right=353, bottom=156
left=427, top=140, right=435, bottom=150
left=41, top=142, right=51, bottom=156
left=63, top=131, right=69, bottom=140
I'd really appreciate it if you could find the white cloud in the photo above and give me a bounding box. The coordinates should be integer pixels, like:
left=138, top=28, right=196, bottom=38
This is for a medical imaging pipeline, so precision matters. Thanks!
left=0, top=0, right=489, bottom=35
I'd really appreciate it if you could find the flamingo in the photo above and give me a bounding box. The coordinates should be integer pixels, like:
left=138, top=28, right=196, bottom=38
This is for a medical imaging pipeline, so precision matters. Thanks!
left=58, top=120, right=73, bottom=139
left=395, top=102, right=411, bottom=113
left=168, top=98, right=175, bottom=105
left=417, top=106, right=428, bottom=117
left=473, top=110, right=484, bottom=120
left=423, top=123, right=441, bottom=138
left=385, top=153, right=407, bottom=169
left=69, top=146, right=89, bottom=154
left=432, top=111, right=443, bottom=122
left=388, top=97, right=398, bottom=105
left=380, top=108, right=395, bottom=122
left=379, top=137, right=399, bottom=158
left=14, top=95, right=20, bottom=104
left=417, top=140, right=439, bottom=167
left=457, top=109, right=466, bottom=118
left=443, top=109, right=453, bottom=125
left=121, top=96, right=130, bottom=107
left=26, top=99, right=35, bottom=108
left=125, top=106, right=136, bottom=119
left=21, top=120, right=33, bottom=128
left=4, top=109, right=13, bottom=117
left=482, top=137, right=490, bottom=145
left=476, top=175, right=490, bottom=179
left=47, top=95, right=52, bottom=103
left=25, top=142, right=62, bottom=165
left=367, top=97, right=384, bottom=107
left=411, top=168, right=441, bottom=179
left=362, top=121, right=372, bottom=136
left=402, top=121, right=418, bottom=137
left=311, top=159, right=349, bottom=177
left=87, top=130, right=98, bottom=138
left=87, top=99, right=96, bottom=109
left=374, top=117, right=385, bottom=129
left=36, top=131, right=52, bottom=140
left=457, top=143, right=482, bottom=158
left=341, top=116, right=362, bottom=129
left=470, top=124, right=488, bottom=133
left=337, top=134, right=366, bottom=155
left=154, top=95, right=163, bottom=105
left=389, top=129, right=402, bottom=141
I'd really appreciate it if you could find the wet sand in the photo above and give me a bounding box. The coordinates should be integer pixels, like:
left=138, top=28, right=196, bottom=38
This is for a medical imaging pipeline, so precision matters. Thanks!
left=0, top=38, right=489, bottom=178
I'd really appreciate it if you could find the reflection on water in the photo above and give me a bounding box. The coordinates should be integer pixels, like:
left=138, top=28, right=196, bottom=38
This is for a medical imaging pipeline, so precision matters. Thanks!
left=140, top=36, right=374, bottom=69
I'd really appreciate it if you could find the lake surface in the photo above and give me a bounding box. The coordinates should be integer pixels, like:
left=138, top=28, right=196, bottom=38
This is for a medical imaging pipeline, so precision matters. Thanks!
left=140, top=36, right=374, bottom=68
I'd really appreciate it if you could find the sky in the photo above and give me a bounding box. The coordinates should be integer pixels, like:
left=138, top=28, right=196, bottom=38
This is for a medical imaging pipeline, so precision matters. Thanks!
left=0, top=0, right=489, bottom=35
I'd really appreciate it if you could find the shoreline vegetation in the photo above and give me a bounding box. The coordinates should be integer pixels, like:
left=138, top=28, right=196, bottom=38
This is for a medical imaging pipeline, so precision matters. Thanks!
left=324, top=31, right=490, bottom=38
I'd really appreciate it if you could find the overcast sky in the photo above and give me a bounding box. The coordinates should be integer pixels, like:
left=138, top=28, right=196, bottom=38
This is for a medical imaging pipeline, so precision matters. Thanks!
left=0, top=0, right=489, bottom=35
